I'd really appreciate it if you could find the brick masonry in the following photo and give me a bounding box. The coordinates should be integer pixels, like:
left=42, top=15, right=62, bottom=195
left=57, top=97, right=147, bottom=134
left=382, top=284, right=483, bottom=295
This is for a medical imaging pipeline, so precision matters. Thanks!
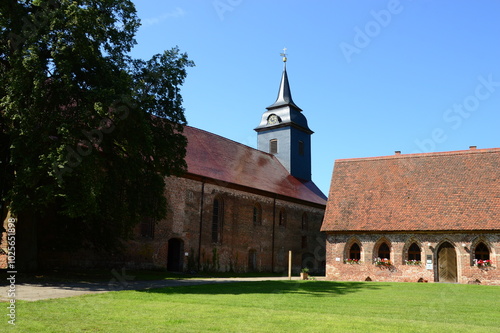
left=125, top=176, right=326, bottom=273
left=19, top=175, right=325, bottom=272
left=325, top=232, right=499, bottom=285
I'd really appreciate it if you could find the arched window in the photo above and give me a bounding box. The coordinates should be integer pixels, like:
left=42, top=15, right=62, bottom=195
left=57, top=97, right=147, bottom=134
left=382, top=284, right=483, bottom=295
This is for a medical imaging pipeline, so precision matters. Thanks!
left=408, top=243, right=421, bottom=261
left=349, top=243, right=361, bottom=260
left=253, top=203, right=262, bottom=226
left=474, top=242, right=490, bottom=261
left=301, top=213, right=308, bottom=231
left=378, top=242, right=390, bottom=260
left=279, top=209, right=286, bottom=227
left=212, top=197, right=223, bottom=243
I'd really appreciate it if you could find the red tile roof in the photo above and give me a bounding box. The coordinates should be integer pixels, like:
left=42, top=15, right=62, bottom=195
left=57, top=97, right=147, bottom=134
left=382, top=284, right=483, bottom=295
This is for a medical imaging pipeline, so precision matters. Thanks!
left=321, top=148, right=500, bottom=232
left=182, top=126, right=327, bottom=206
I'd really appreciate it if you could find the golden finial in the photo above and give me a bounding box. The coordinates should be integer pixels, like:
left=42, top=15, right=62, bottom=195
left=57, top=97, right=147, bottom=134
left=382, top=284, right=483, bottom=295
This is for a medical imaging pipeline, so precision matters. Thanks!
left=280, top=47, right=287, bottom=62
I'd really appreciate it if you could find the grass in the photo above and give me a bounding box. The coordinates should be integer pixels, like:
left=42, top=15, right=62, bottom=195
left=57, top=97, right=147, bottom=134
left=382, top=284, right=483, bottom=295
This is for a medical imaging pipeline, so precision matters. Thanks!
left=9, top=280, right=500, bottom=332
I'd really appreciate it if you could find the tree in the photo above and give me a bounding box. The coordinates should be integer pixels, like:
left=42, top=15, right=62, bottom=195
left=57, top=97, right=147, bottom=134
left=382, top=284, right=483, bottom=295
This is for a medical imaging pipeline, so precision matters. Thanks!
left=0, top=0, right=194, bottom=253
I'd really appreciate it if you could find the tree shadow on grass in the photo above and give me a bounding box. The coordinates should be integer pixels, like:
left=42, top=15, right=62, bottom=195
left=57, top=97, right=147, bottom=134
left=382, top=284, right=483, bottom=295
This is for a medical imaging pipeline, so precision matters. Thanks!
left=138, top=280, right=386, bottom=298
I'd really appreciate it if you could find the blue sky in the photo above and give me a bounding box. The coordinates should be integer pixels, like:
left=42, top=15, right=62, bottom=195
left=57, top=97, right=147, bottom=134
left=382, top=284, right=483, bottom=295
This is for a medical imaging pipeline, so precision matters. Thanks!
left=129, top=0, right=500, bottom=195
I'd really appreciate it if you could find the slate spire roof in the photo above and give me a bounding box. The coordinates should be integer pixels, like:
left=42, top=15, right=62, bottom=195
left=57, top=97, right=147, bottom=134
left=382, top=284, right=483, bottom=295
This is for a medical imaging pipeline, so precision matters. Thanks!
left=266, top=62, right=302, bottom=112
left=321, top=147, right=500, bottom=232
left=255, top=57, right=312, bottom=133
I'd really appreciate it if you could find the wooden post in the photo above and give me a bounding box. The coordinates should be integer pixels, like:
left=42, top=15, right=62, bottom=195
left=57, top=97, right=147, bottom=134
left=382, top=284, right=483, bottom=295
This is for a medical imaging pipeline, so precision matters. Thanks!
left=288, top=250, right=292, bottom=280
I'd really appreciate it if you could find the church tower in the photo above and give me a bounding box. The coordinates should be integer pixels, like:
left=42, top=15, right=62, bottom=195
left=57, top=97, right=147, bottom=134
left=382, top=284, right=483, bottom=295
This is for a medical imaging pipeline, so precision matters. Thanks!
left=255, top=51, right=313, bottom=181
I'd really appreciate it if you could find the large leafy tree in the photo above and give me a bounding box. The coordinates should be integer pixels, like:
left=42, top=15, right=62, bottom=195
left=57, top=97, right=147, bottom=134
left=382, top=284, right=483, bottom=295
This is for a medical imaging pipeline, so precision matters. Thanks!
left=0, top=0, right=194, bottom=251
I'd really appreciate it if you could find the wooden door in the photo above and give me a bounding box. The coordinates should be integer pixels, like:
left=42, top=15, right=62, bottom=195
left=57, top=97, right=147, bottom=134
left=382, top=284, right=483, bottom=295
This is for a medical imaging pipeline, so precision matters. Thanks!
left=438, top=242, right=457, bottom=283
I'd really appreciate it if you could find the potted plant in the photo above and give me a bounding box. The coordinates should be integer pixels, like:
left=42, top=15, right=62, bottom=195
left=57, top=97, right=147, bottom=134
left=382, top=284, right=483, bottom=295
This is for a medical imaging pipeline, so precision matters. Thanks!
left=373, top=258, right=392, bottom=267
left=300, top=267, right=309, bottom=280
left=344, top=258, right=361, bottom=264
left=474, top=259, right=493, bottom=267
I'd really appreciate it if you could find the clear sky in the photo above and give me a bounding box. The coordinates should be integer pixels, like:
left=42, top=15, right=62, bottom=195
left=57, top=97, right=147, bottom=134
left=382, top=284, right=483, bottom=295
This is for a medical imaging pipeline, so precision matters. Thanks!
left=129, top=0, right=500, bottom=195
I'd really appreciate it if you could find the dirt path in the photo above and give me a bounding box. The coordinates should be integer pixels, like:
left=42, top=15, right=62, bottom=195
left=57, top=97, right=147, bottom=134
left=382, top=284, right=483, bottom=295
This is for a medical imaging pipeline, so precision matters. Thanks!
left=1, top=276, right=318, bottom=302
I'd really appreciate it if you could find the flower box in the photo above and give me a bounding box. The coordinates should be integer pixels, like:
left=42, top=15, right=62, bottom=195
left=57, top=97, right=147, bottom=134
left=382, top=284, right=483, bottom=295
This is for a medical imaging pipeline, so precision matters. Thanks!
left=404, top=260, right=422, bottom=266
left=373, top=258, right=392, bottom=266
left=344, top=259, right=361, bottom=264
left=474, top=259, right=493, bottom=267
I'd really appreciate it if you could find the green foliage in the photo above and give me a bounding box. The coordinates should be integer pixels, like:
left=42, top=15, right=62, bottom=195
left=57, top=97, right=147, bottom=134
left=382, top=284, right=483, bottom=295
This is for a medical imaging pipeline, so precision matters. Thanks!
left=14, top=281, right=500, bottom=332
left=0, top=1, right=194, bottom=250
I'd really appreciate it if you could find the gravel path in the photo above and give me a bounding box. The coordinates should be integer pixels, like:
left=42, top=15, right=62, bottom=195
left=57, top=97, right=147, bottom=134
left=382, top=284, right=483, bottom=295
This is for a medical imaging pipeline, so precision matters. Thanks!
left=1, top=276, right=313, bottom=302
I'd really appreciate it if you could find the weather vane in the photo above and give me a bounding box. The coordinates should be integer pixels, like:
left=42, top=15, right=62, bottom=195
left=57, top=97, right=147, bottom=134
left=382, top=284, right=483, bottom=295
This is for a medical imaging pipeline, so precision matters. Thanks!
left=280, top=47, right=287, bottom=62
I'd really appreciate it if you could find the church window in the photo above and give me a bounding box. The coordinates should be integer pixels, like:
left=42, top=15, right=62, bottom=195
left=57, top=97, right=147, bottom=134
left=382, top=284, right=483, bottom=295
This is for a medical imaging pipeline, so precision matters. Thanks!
left=140, top=217, right=155, bottom=239
left=279, top=208, right=286, bottom=227
left=301, top=213, right=308, bottom=230
left=212, top=197, right=224, bottom=243
left=407, top=243, right=421, bottom=261
left=349, top=243, right=361, bottom=260
left=298, top=140, right=304, bottom=156
left=253, top=203, right=262, bottom=226
left=270, top=139, right=278, bottom=154
left=378, top=242, right=390, bottom=260
left=474, top=242, right=490, bottom=261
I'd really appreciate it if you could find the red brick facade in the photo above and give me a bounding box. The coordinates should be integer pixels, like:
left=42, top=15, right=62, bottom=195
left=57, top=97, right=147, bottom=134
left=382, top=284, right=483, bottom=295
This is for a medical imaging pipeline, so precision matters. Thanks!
left=322, top=148, right=500, bottom=284
left=325, top=232, right=499, bottom=285
left=126, top=176, right=326, bottom=273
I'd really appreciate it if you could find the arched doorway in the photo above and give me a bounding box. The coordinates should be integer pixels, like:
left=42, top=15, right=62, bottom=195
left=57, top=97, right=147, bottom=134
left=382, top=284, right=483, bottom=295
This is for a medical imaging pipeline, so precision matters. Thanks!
left=437, top=242, right=457, bottom=283
left=167, top=238, right=184, bottom=272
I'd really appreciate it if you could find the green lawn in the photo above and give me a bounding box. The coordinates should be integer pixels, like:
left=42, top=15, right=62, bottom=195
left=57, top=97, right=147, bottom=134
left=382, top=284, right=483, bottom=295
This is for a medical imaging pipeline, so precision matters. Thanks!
left=10, top=280, right=500, bottom=332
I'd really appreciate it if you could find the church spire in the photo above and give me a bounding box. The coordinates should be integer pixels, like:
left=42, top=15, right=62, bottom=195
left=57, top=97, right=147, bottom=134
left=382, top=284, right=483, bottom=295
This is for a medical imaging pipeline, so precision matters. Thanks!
left=267, top=48, right=302, bottom=111
left=255, top=49, right=313, bottom=181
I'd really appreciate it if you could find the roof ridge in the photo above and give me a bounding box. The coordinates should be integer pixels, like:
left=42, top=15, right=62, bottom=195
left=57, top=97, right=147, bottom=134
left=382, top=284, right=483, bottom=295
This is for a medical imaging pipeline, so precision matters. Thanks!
left=335, top=147, right=500, bottom=163
left=185, top=124, right=276, bottom=158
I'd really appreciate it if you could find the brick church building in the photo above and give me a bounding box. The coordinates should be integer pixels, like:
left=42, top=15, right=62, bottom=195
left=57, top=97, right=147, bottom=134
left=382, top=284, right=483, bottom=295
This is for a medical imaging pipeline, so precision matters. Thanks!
left=321, top=147, right=500, bottom=284
left=5, top=58, right=327, bottom=273
left=127, top=59, right=327, bottom=273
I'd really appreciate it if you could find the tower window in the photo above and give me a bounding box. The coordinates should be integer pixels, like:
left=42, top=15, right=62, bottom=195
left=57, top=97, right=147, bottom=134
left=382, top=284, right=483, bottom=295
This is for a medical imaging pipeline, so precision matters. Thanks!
left=298, top=141, right=304, bottom=156
left=270, top=139, right=278, bottom=154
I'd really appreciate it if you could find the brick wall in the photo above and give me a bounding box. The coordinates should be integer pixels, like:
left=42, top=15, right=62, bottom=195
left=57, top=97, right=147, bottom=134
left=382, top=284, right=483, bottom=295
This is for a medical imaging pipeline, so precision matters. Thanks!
left=325, top=232, right=500, bottom=285
left=33, top=175, right=325, bottom=272
left=126, top=175, right=326, bottom=273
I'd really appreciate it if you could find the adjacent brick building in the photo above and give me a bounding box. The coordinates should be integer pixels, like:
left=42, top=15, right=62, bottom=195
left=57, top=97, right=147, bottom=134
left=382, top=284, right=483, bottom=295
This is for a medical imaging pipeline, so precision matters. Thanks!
left=321, top=147, right=500, bottom=284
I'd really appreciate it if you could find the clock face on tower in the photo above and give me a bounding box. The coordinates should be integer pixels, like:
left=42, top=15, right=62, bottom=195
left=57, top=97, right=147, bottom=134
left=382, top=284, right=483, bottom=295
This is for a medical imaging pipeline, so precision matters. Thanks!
left=267, top=114, right=279, bottom=125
